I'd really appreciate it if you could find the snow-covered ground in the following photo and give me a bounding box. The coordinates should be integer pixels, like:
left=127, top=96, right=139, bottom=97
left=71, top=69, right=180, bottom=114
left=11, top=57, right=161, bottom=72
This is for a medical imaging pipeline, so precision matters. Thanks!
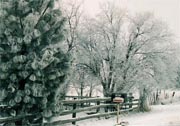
left=62, top=101, right=180, bottom=126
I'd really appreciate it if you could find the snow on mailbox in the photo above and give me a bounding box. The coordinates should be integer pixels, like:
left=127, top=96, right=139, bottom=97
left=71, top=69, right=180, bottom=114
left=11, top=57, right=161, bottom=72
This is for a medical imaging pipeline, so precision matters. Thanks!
left=113, top=97, right=124, bottom=103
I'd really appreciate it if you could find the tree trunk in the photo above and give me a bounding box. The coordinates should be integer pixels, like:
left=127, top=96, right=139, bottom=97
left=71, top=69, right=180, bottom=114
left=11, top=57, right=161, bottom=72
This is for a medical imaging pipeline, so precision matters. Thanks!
left=80, top=82, right=84, bottom=107
left=155, top=89, right=159, bottom=104
left=139, top=88, right=150, bottom=112
left=89, top=82, right=93, bottom=97
left=102, top=86, right=110, bottom=113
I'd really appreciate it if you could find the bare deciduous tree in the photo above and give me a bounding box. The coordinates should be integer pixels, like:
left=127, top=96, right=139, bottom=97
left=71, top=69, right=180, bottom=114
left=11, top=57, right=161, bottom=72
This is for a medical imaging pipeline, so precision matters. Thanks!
left=77, top=2, right=174, bottom=100
left=61, top=0, right=83, bottom=52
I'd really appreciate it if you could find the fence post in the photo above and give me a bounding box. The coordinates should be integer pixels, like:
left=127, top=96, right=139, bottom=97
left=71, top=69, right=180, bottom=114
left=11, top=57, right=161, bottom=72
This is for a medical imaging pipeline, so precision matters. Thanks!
left=117, top=103, right=120, bottom=124
left=129, top=93, right=133, bottom=109
left=81, top=96, right=84, bottom=107
left=72, top=98, right=77, bottom=125
left=96, top=99, right=100, bottom=113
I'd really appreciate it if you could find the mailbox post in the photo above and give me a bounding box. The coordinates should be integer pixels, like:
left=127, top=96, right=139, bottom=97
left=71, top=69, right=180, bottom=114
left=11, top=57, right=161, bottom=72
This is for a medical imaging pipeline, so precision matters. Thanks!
left=113, top=97, right=124, bottom=125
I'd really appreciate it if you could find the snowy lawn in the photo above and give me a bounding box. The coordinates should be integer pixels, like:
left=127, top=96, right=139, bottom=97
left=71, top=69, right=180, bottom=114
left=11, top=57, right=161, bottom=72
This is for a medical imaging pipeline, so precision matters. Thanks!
left=61, top=101, right=180, bottom=126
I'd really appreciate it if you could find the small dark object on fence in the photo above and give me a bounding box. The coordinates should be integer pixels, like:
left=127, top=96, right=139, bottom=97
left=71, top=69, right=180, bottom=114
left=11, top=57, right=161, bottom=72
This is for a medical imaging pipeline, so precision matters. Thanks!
left=86, top=112, right=97, bottom=115
left=172, top=92, right=175, bottom=97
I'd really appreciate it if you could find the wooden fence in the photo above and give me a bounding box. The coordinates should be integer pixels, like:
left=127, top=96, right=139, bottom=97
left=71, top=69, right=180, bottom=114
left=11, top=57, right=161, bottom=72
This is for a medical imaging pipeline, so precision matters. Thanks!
left=0, top=97, right=139, bottom=126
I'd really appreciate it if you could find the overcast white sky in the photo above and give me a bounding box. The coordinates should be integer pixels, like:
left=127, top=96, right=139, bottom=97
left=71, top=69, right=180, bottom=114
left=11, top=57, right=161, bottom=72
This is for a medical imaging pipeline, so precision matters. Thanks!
left=83, top=0, right=180, bottom=42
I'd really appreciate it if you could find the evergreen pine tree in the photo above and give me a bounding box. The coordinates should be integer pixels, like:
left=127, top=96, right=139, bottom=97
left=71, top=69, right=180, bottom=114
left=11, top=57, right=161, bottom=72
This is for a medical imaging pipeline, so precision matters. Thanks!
left=0, top=0, right=69, bottom=125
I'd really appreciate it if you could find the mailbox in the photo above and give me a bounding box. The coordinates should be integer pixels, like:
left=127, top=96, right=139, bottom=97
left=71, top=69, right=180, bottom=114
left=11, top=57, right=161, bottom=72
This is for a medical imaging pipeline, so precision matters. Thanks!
left=111, top=93, right=127, bottom=103
left=113, top=97, right=124, bottom=103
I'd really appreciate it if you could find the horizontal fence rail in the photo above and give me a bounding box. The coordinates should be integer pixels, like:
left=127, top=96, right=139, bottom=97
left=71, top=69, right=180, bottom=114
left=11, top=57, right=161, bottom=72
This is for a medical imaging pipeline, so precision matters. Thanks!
left=61, top=97, right=111, bottom=104
left=0, top=113, right=41, bottom=124
left=59, top=104, right=114, bottom=116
